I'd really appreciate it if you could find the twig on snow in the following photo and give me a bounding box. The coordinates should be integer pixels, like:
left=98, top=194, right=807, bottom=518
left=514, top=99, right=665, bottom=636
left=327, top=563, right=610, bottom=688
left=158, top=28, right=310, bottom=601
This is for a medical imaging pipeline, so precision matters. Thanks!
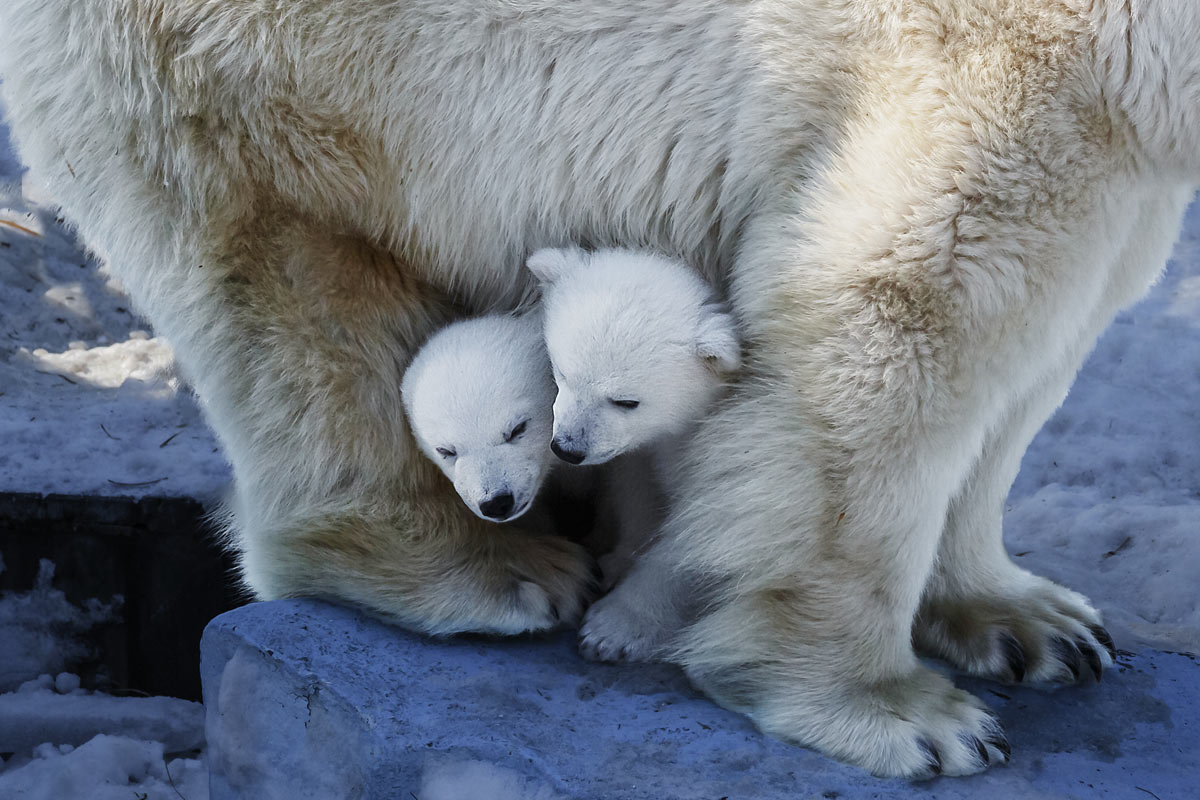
left=163, top=757, right=188, bottom=800
left=107, top=477, right=167, bottom=488
left=0, top=218, right=41, bottom=237
left=36, top=370, right=76, bottom=384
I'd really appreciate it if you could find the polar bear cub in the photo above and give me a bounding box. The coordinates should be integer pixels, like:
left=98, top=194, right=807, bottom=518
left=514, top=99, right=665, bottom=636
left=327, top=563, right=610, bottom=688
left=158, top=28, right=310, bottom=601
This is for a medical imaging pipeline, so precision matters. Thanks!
left=401, top=314, right=557, bottom=523
left=527, top=245, right=741, bottom=472
left=527, top=245, right=741, bottom=661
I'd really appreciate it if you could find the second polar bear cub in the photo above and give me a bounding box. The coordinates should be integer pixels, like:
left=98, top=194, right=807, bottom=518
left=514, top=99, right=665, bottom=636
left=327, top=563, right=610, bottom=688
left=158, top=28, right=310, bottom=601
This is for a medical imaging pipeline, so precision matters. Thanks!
left=528, top=246, right=741, bottom=474
left=401, top=314, right=556, bottom=523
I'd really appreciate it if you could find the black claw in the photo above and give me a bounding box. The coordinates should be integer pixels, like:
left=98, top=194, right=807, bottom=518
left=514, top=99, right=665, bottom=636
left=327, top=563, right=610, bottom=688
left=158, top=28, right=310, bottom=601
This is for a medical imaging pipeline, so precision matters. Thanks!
left=1000, top=633, right=1027, bottom=683
left=918, top=739, right=943, bottom=777
left=970, top=735, right=989, bottom=765
left=1052, top=636, right=1082, bottom=682
left=987, top=733, right=1012, bottom=761
left=1090, top=625, right=1117, bottom=660
left=1078, top=640, right=1104, bottom=682
left=549, top=603, right=560, bottom=622
left=589, top=560, right=605, bottom=585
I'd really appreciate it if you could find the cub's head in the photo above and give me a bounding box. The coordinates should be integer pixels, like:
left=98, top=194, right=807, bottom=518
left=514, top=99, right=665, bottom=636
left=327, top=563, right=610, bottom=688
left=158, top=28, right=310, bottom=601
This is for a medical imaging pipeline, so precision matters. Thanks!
left=527, top=246, right=740, bottom=466
left=401, top=314, right=555, bottom=522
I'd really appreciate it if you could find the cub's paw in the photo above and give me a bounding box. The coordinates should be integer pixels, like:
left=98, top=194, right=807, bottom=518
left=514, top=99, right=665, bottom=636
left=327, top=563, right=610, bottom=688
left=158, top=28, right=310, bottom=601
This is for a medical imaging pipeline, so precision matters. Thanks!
left=915, top=575, right=1115, bottom=685
left=578, top=588, right=671, bottom=663
left=491, top=536, right=599, bottom=635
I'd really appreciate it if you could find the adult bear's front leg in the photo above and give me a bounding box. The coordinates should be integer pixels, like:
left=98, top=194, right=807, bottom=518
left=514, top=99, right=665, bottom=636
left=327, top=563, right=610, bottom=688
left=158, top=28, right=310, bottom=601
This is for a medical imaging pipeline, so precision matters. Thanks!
left=659, top=197, right=1026, bottom=775
left=669, top=381, right=1008, bottom=777
left=190, top=222, right=597, bottom=635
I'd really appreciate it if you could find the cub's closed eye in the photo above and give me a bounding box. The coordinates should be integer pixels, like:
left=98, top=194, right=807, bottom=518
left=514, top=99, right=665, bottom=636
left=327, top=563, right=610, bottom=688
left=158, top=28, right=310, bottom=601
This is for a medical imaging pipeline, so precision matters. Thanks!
left=436, top=447, right=456, bottom=458
left=505, top=420, right=528, bottom=442
left=609, top=399, right=640, bottom=410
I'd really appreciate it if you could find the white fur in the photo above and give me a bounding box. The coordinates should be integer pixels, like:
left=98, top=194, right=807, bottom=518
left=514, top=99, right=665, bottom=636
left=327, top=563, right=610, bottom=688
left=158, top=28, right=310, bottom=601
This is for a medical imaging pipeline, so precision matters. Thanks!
left=1, top=0, right=1198, bottom=778
left=402, top=314, right=555, bottom=523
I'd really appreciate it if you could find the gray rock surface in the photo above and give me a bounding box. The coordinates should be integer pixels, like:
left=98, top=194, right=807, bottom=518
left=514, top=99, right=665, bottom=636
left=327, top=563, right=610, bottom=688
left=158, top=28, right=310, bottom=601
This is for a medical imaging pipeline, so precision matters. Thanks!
left=202, top=599, right=1198, bottom=800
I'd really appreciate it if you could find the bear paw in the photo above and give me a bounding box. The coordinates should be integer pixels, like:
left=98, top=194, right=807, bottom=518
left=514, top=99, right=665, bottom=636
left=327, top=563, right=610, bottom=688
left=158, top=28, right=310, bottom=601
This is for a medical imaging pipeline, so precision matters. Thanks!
left=577, top=588, right=672, bottom=663
left=915, top=573, right=1116, bottom=684
left=487, top=537, right=599, bottom=635
left=741, top=666, right=1008, bottom=779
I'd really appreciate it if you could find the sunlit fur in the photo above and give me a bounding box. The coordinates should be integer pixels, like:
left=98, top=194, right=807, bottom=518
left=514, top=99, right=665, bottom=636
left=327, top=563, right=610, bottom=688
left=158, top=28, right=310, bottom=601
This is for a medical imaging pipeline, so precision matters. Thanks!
left=1, top=0, right=1198, bottom=778
left=402, top=314, right=556, bottom=523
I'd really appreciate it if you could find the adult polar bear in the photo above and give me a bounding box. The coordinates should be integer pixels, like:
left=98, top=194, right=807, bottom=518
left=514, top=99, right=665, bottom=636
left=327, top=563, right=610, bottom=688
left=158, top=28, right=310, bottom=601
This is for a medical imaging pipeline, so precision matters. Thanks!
left=2, top=0, right=1197, bottom=778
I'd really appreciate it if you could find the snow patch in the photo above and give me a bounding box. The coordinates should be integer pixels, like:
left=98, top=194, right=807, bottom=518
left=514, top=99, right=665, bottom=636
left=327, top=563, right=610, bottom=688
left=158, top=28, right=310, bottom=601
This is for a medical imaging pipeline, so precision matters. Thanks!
left=0, top=93, right=230, bottom=499
left=0, top=560, right=118, bottom=692
left=0, top=682, right=204, bottom=755
left=0, top=734, right=208, bottom=800
left=419, top=759, right=567, bottom=800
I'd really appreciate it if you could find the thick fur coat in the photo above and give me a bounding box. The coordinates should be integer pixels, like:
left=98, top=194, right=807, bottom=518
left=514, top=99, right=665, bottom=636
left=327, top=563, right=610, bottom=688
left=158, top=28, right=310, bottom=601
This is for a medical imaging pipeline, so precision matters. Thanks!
left=2, top=0, right=1198, bottom=778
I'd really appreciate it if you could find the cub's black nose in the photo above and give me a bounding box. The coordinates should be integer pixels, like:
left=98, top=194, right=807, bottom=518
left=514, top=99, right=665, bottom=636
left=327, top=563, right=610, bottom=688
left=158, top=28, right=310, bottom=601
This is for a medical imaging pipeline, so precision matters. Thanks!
left=479, top=492, right=515, bottom=520
left=551, top=440, right=586, bottom=465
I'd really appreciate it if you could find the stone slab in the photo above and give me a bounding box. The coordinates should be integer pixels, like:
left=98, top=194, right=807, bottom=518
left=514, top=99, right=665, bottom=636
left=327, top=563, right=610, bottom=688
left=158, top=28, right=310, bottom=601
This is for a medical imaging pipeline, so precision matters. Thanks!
left=201, top=599, right=1199, bottom=800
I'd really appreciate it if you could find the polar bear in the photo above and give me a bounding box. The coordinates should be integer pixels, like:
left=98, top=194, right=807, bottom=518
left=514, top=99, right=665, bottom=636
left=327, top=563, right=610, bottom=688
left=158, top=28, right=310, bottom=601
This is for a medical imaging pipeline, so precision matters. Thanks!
left=526, top=245, right=740, bottom=655
left=401, top=314, right=556, bottom=524
left=2, top=0, right=1198, bottom=779
left=401, top=310, right=619, bottom=595
left=526, top=246, right=740, bottom=470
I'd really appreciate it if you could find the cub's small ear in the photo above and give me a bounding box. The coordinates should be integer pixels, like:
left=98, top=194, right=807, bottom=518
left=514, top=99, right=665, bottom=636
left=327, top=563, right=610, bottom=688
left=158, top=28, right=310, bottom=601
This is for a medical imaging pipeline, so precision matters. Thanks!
left=526, top=246, right=588, bottom=284
left=695, top=302, right=741, bottom=375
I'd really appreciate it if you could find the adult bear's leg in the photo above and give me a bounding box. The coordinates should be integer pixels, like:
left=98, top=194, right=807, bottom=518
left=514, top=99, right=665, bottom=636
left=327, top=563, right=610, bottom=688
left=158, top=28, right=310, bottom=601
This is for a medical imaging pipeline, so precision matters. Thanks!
left=670, top=382, right=1006, bottom=778
left=913, top=192, right=1191, bottom=683
left=194, top=219, right=597, bottom=635
left=662, top=158, right=1185, bottom=775
left=657, top=180, right=1049, bottom=776
left=0, top=0, right=596, bottom=636
left=913, top=362, right=1114, bottom=685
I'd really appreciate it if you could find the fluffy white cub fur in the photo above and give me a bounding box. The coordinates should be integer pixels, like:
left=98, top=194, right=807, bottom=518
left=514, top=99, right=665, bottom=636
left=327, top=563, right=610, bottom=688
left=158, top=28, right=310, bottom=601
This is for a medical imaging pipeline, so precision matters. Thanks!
left=528, top=245, right=740, bottom=655
left=528, top=245, right=740, bottom=470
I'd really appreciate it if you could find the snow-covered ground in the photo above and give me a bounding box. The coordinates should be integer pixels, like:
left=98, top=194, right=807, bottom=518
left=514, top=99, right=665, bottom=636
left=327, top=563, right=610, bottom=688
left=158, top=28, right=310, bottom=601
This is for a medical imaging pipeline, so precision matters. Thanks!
left=1, top=86, right=1198, bottom=796
left=0, top=99, right=229, bottom=500
left=0, top=556, right=209, bottom=798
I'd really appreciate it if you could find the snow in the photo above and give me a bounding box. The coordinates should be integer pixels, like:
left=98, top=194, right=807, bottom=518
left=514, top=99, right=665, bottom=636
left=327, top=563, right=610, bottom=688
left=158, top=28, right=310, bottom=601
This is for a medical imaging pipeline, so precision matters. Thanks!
left=0, top=95, right=230, bottom=500
left=0, top=561, right=207, bottom=799
left=0, top=679, right=204, bottom=755
left=419, top=759, right=567, bottom=800
left=0, top=559, right=117, bottom=692
left=0, top=735, right=208, bottom=800
left=1008, top=209, right=1200, bottom=653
